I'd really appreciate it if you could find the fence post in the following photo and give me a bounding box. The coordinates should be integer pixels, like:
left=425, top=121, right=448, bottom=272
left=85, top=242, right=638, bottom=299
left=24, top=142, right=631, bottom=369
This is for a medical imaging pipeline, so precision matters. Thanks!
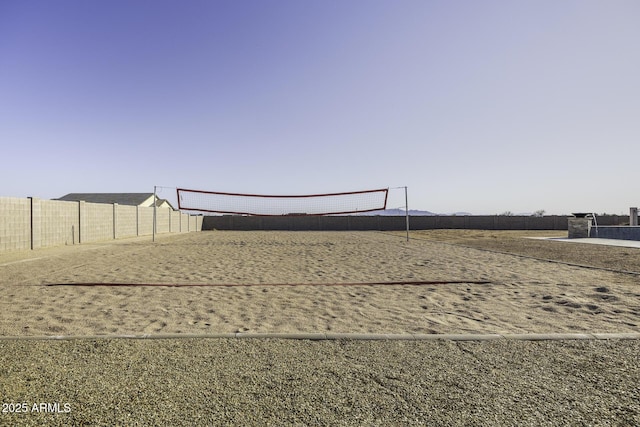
left=78, top=201, right=85, bottom=244
left=29, top=197, right=41, bottom=250
left=113, top=203, right=118, bottom=240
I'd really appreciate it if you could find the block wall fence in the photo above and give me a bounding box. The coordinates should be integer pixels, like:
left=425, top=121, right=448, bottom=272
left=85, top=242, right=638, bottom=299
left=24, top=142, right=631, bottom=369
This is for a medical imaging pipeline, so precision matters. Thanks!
left=202, top=214, right=624, bottom=231
left=0, top=197, right=203, bottom=252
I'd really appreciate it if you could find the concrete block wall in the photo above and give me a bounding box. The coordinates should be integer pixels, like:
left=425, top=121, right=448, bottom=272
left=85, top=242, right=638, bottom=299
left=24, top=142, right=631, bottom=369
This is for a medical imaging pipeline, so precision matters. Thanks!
left=171, top=211, right=182, bottom=232
left=81, top=202, right=114, bottom=243
left=190, top=215, right=202, bottom=232
left=133, top=207, right=201, bottom=235
left=595, top=215, right=624, bottom=226
left=155, top=207, right=170, bottom=234
left=202, top=215, right=569, bottom=231
left=116, top=205, right=138, bottom=239
left=0, top=197, right=31, bottom=251
left=181, top=212, right=190, bottom=232
left=0, top=197, right=202, bottom=253
left=137, top=207, right=154, bottom=236
left=39, top=199, right=79, bottom=248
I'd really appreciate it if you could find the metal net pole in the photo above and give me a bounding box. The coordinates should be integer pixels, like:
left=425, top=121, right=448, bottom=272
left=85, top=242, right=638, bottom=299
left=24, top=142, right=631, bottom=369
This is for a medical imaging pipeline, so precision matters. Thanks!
left=153, top=186, right=157, bottom=242
left=405, top=186, right=409, bottom=242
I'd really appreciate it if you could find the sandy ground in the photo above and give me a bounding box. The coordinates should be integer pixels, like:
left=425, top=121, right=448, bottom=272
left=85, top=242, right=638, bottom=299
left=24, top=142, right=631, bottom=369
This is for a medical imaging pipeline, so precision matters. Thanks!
left=0, top=230, right=638, bottom=336
left=1, top=230, right=639, bottom=426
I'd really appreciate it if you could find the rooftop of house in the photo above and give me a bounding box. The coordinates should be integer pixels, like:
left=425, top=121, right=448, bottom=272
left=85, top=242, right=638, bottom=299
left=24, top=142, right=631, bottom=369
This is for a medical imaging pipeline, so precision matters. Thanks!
left=56, top=193, right=175, bottom=209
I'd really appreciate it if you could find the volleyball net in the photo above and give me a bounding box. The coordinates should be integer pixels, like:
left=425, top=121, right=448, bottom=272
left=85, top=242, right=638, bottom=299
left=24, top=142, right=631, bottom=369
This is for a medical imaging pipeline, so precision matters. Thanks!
left=176, top=187, right=389, bottom=216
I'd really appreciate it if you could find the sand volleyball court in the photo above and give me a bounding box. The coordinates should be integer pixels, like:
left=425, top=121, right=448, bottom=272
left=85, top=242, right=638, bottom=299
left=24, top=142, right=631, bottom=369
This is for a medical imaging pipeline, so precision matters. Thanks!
left=1, top=230, right=638, bottom=337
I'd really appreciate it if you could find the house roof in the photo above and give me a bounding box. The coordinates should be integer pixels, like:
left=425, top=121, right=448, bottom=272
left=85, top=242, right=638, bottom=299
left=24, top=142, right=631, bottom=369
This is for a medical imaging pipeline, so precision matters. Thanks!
left=57, top=193, right=175, bottom=209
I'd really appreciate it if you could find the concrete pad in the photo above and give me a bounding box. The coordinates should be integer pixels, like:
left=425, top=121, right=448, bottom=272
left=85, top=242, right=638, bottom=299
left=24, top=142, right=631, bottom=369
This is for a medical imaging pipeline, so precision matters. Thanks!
left=532, top=237, right=640, bottom=249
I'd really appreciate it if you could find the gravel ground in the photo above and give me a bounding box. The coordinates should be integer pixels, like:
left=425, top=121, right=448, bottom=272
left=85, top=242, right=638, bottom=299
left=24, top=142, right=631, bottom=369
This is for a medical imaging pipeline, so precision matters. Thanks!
left=1, top=338, right=639, bottom=426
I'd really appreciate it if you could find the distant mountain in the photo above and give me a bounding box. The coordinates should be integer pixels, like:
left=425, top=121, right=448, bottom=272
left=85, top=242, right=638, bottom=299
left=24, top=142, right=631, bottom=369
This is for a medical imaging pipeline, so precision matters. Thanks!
left=358, top=209, right=437, bottom=216
left=356, top=208, right=431, bottom=216
left=357, top=209, right=472, bottom=216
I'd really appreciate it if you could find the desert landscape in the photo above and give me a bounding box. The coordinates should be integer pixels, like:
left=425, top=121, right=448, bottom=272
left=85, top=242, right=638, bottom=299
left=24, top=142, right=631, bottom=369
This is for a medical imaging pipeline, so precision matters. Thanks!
left=1, top=230, right=639, bottom=425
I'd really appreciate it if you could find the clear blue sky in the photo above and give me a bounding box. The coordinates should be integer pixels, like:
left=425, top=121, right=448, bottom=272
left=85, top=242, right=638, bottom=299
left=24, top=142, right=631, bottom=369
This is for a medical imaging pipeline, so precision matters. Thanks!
left=1, top=0, right=639, bottom=215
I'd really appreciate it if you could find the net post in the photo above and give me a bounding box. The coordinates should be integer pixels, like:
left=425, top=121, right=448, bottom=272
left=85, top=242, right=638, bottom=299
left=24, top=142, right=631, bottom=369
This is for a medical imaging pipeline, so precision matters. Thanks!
left=404, top=186, right=409, bottom=242
left=153, top=186, right=157, bottom=242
